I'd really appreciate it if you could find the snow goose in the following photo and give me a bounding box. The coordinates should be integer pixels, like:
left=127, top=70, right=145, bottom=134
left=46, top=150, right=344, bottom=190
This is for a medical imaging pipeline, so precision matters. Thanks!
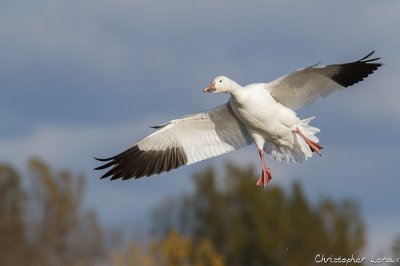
left=95, top=51, right=382, bottom=188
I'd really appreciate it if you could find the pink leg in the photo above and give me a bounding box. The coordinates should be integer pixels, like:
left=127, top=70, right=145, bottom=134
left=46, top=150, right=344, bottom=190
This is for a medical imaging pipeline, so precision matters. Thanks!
left=295, top=128, right=323, bottom=155
left=256, top=149, right=272, bottom=189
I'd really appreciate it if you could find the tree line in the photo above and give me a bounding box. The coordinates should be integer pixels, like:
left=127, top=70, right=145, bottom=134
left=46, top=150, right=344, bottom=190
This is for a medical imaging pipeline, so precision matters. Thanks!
left=1, top=159, right=399, bottom=265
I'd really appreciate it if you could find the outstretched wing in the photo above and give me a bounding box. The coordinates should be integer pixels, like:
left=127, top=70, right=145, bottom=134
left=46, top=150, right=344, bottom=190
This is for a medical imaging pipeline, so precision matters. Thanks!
left=266, top=51, right=382, bottom=110
left=94, top=103, right=252, bottom=180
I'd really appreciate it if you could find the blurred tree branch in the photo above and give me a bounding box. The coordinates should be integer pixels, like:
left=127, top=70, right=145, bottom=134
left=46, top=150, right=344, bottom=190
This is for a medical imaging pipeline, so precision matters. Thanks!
left=150, top=163, right=366, bottom=266
left=0, top=158, right=105, bottom=266
left=1, top=159, right=389, bottom=266
left=0, top=164, right=27, bottom=266
left=111, top=229, right=224, bottom=266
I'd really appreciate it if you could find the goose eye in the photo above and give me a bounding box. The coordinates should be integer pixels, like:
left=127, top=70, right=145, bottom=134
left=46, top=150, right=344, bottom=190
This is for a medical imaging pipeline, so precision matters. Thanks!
left=219, top=80, right=222, bottom=83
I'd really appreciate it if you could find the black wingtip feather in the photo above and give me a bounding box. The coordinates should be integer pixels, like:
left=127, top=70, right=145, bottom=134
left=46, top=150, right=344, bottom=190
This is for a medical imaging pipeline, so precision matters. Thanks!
left=358, top=50, right=375, bottom=61
left=150, top=122, right=170, bottom=129
left=94, top=145, right=188, bottom=181
left=100, top=170, right=112, bottom=179
left=94, top=156, right=115, bottom=162
left=93, top=159, right=117, bottom=170
left=331, top=51, right=382, bottom=88
left=363, top=57, right=381, bottom=63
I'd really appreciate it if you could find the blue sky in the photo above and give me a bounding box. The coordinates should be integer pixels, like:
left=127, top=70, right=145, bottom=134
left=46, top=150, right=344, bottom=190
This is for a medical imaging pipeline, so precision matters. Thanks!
left=1, top=0, right=400, bottom=259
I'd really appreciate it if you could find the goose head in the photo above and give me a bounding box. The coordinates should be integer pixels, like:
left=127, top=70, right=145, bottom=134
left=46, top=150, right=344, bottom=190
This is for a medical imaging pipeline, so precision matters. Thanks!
left=203, top=76, right=240, bottom=94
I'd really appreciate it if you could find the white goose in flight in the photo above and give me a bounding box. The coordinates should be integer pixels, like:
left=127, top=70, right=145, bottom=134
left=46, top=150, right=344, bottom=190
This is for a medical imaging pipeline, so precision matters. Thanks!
left=95, top=51, right=382, bottom=188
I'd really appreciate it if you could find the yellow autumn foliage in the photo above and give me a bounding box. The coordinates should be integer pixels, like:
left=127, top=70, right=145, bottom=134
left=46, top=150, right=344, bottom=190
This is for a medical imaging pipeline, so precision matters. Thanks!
left=111, top=230, right=225, bottom=266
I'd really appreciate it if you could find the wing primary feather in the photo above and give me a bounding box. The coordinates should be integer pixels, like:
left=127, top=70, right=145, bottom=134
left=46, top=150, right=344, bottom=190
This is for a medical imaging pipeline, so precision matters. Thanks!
left=158, top=150, right=168, bottom=174
left=358, top=50, right=375, bottom=61
left=95, top=145, right=188, bottom=180
left=168, top=147, right=176, bottom=170
left=100, top=171, right=111, bottom=179
left=306, top=61, right=322, bottom=69
left=147, top=153, right=161, bottom=176
left=93, top=156, right=115, bottom=162
left=101, top=167, right=116, bottom=179
left=362, top=57, right=381, bottom=63
left=94, top=160, right=115, bottom=170
left=150, top=122, right=171, bottom=129
left=331, top=54, right=382, bottom=88
left=133, top=149, right=154, bottom=178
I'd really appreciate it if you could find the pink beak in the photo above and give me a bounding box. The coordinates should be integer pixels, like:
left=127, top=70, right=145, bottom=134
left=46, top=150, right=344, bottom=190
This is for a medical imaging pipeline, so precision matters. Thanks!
left=203, top=82, right=216, bottom=93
